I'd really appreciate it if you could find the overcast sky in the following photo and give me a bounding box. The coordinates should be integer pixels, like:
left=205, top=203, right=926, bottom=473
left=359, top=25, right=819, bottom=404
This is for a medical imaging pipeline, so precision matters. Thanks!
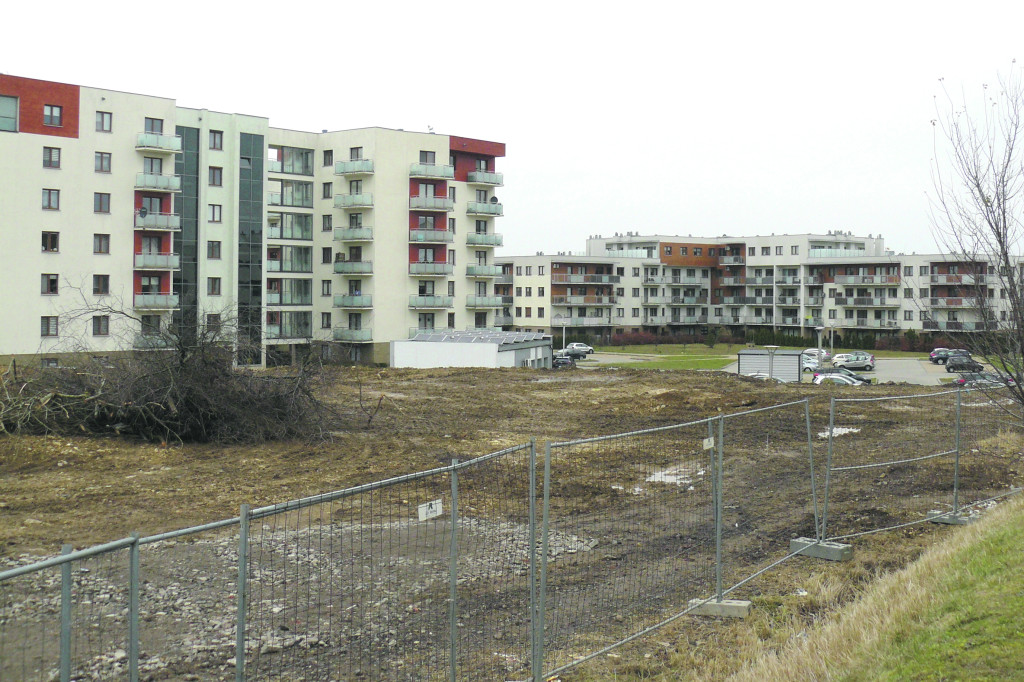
left=4, top=1, right=1022, bottom=258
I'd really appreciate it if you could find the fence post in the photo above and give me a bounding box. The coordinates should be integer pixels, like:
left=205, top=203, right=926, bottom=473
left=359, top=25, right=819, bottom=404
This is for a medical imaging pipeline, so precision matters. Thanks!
left=821, top=397, right=836, bottom=540
left=236, top=504, right=250, bottom=682
left=804, top=399, right=821, bottom=540
left=536, top=442, right=553, bottom=681
left=60, top=543, right=72, bottom=682
left=954, top=387, right=962, bottom=517
left=715, top=416, right=725, bottom=603
left=528, top=440, right=540, bottom=682
left=129, top=532, right=140, bottom=682
left=449, top=459, right=460, bottom=682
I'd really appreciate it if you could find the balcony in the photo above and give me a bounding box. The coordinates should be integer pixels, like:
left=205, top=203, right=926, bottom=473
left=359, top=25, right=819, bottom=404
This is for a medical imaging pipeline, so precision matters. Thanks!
left=494, top=273, right=513, bottom=283
left=334, top=294, right=373, bottom=308
left=266, top=292, right=280, bottom=306
left=808, top=317, right=825, bottom=326
left=834, top=274, right=900, bottom=285
left=775, top=296, right=801, bottom=305
left=642, top=316, right=670, bottom=325
left=842, top=318, right=900, bottom=329
left=927, top=297, right=984, bottom=308
left=133, top=334, right=172, bottom=350
left=466, top=295, right=504, bottom=307
left=747, top=317, right=774, bottom=325
left=335, top=159, right=374, bottom=175
left=334, top=227, right=374, bottom=241
left=409, top=163, right=454, bottom=179
left=333, top=327, right=372, bottom=342
left=835, top=297, right=901, bottom=307
left=135, top=173, right=181, bottom=192
left=719, top=255, right=745, bottom=265
left=466, top=264, right=503, bottom=277
left=669, top=316, right=708, bottom=324
left=409, top=228, right=454, bottom=243
left=779, top=316, right=801, bottom=325
left=641, top=296, right=671, bottom=305
left=335, top=193, right=374, bottom=209
left=804, top=276, right=823, bottom=285
left=135, top=212, right=181, bottom=230
left=930, top=273, right=984, bottom=285
left=551, top=274, right=621, bottom=284
left=719, top=277, right=745, bottom=286
left=494, top=314, right=513, bottom=325
left=923, top=320, right=997, bottom=331
left=553, top=295, right=617, bottom=305
left=806, top=296, right=824, bottom=306
left=134, top=293, right=179, bottom=309
left=269, top=192, right=282, bottom=206
left=466, top=232, right=504, bottom=246
left=134, top=252, right=180, bottom=269
left=409, top=262, right=453, bottom=276
left=669, top=296, right=707, bottom=305
left=135, top=132, right=182, bottom=153
left=721, top=296, right=773, bottom=305
left=466, top=201, right=503, bottom=216
left=776, top=276, right=802, bottom=285
left=410, top=196, right=454, bottom=212
left=409, top=295, right=452, bottom=309
left=264, top=292, right=312, bottom=306
left=265, top=324, right=312, bottom=340
left=335, top=260, right=373, bottom=274
left=466, top=170, right=503, bottom=186
left=746, top=276, right=775, bottom=285
left=556, top=317, right=613, bottom=327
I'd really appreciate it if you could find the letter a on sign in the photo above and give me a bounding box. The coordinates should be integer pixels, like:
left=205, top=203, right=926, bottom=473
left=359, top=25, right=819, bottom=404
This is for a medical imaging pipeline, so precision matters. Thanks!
left=418, top=499, right=443, bottom=521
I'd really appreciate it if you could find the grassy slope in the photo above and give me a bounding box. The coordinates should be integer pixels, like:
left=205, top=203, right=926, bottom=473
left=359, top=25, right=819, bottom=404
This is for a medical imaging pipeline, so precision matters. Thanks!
left=730, top=494, right=1024, bottom=682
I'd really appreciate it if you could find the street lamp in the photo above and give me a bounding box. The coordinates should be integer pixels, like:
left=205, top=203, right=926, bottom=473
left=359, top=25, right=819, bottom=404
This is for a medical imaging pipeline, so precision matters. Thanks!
left=553, top=313, right=566, bottom=350
left=815, top=326, right=824, bottom=354
left=764, top=344, right=780, bottom=381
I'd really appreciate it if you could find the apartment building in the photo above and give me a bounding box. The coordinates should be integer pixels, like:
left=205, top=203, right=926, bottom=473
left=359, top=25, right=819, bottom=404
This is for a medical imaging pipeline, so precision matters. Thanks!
left=496, top=232, right=1003, bottom=340
left=0, top=75, right=505, bottom=366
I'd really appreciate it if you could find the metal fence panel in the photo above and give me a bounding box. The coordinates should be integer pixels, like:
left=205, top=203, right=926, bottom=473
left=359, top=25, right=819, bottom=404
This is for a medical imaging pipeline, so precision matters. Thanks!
left=957, top=387, right=1024, bottom=514
left=541, top=419, right=717, bottom=675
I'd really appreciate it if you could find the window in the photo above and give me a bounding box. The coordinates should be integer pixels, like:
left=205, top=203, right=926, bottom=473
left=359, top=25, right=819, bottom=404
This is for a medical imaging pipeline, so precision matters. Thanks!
left=919, top=288, right=928, bottom=298
left=43, top=104, right=62, bottom=127
left=92, top=315, right=110, bottom=336
left=144, top=157, right=162, bottom=175
left=748, top=247, right=755, bottom=256
left=96, top=111, right=112, bottom=132
left=632, top=288, right=640, bottom=297
left=776, top=246, right=783, bottom=255
left=539, top=286, right=545, bottom=296
left=323, top=149, right=333, bottom=167
left=93, top=234, right=110, bottom=254
left=321, top=312, right=332, bottom=329
left=0, top=95, right=18, bottom=131
left=95, top=152, right=111, bottom=173
left=141, top=315, right=161, bottom=335
left=93, top=193, right=110, bottom=213
left=525, top=307, right=532, bottom=318
left=419, top=150, right=436, bottom=164
left=539, top=266, right=545, bottom=275
left=664, top=246, right=672, bottom=255
left=525, top=287, right=532, bottom=296
left=904, top=310, right=914, bottom=321
left=209, top=130, right=223, bottom=150
left=207, top=277, right=222, bottom=295
left=350, top=147, right=363, bottom=161
left=828, top=309, right=837, bottom=319
left=693, top=248, right=702, bottom=256
left=207, top=241, right=222, bottom=259
left=43, top=147, right=61, bottom=168
left=904, top=288, right=913, bottom=298
left=92, top=274, right=109, bottom=295
left=449, top=249, right=456, bottom=266
left=448, top=217, right=456, bottom=233
left=919, top=266, right=929, bottom=276
left=42, top=189, right=59, bottom=210
left=761, top=247, right=770, bottom=256
left=515, top=287, right=522, bottom=296
left=632, top=308, right=640, bottom=317
left=538, top=307, right=545, bottom=318
left=322, top=182, right=332, bottom=199
left=41, top=316, right=58, bottom=337
left=41, top=274, right=58, bottom=294
left=632, top=267, right=640, bottom=277
left=322, top=215, right=333, bottom=231
left=515, top=266, right=522, bottom=275
left=209, top=166, right=223, bottom=186
left=349, top=179, right=362, bottom=194
left=144, top=118, right=163, bottom=134
left=525, top=266, right=532, bottom=275
left=515, top=307, right=522, bottom=317
left=42, top=232, right=59, bottom=252
left=418, top=280, right=435, bottom=296
left=475, top=189, right=487, bottom=203
left=791, top=245, right=799, bottom=255
left=208, top=204, right=222, bottom=222
left=322, top=247, right=332, bottom=264
left=321, top=280, right=332, bottom=296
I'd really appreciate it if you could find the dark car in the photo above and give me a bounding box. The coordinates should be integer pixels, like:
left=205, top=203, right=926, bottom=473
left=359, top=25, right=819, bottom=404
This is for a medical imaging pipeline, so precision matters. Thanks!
left=552, top=355, right=575, bottom=369
left=946, top=355, right=984, bottom=373
left=813, top=367, right=873, bottom=384
left=930, top=349, right=970, bottom=365
left=955, top=371, right=1014, bottom=387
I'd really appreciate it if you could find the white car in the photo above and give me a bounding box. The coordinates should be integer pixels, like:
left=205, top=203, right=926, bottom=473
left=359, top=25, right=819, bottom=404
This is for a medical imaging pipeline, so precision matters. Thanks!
left=802, top=348, right=832, bottom=364
left=565, top=343, right=594, bottom=355
left=813, top=373, right=864, bottom=386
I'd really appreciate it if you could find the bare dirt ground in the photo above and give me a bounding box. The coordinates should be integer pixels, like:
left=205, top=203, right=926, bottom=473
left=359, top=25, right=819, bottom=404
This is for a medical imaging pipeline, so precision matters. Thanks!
left=1, top=366, right=1022, bottom=680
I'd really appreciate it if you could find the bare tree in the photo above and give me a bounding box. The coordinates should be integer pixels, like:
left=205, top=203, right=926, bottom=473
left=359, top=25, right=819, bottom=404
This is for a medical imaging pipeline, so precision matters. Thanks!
left=931, top=64, right=1024, bottom=412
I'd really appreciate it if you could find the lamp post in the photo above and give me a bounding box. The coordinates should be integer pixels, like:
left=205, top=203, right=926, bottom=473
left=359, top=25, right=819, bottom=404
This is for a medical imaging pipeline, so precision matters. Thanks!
left=553, top=314, right=566, bottom=350
left=815, top=326, right=824, bottom=354
left=764, top=344, right=780, bottom=381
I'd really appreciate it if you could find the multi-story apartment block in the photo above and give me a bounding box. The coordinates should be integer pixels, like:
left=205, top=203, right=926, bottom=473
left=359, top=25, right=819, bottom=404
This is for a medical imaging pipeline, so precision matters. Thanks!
left=497, top=232, right=1003, bottom=341
left=0, top=75, right=505, bottom=366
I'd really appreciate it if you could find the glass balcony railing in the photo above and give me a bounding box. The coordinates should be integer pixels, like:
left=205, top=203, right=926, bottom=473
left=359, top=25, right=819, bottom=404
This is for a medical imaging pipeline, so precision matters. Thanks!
left=466, top=170, right=503, bottom=185
left=334, top=294, right=373, bottom=307
left=409, top=295, right=454, bottom=308
left=718, top=255, right=745, bottom=265
left=334, top=227, right=374, bottom=241
left=134, top=253, right=180, bottom=269
left=409, top=229, right=454, bottom=243
left=466, top=264, right=503, bottom=277
left=466, top=232, right=503, bottom=246
left=333, top=327, right=373, bottom=342
left=135, top=212, right=181, bottom=230
left=409, top=196, right=454, bottom=211
left=133, top=334, right=172, bottom=349
left=265, top=324, right=313, bottom=340
left=135, top=173, right=181, bottom=192
left=466, top=201, right=503, bottom=216
left=409, top=262, right=453, bottom=275
left=135, top=132, right=182, bottom=152
left=335, top=193, right=374, bottom=209
left=335, top=260, right=374, bottom=274
left=409, top=163, right=454, bottom=179
left=466, top=295, right=504, bottom=307
left=335, top=159, right=374, bottom=175
left=134, top=293, right=179, bottom=309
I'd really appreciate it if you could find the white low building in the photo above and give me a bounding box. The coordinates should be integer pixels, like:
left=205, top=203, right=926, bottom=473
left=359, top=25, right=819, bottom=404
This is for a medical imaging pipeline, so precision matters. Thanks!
left=390, top=330, right=552, bottom=369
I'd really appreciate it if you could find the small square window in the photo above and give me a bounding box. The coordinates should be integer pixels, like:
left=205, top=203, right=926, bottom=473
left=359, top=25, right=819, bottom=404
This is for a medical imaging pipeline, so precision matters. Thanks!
left=207, top=277, right=222, bottom=296
left=42, top=189, right=60, bottom=210
left=350, top=147, right=363, bottom=161
left=92, top=274, right=109, bottom=295
left=0, top=94, right=19, bottom=132
left=92, top=315, right=110, bottom=336
left=42, top=232, right=59, bottom=252
left=41, top=274, right=59, bottom=295
left=95, top=152, right=111, bottom=173
left=207, top=240, right=222, bottom=259
left=322, top=182, right=332, bottom=199
left=322, top=215, right=333, bottom=231
left=93, top=234, right=110, bottom=254
left=419, top=150, right=436, bottom=164
left=208, top=204, right=222, bottom=222
left=209, top=130, right=223, bottom=150
left=144, top=117, right=163, bottom=134
left=323, top=150, right=333, bottom=166
left=43, top=104, right=62, bottom=127
left=209, top=166, right=223, bottom=186
left=207, top=313, right=221, bottom=330
left=321, top=312, right=332, bottom=329
left=41, top=316, right=59, bottom=337
left=94, top=192, right=111, bottom=213
left=96, top=111, right=112, bottom=132
left=43, top=147, right=61, bottom=168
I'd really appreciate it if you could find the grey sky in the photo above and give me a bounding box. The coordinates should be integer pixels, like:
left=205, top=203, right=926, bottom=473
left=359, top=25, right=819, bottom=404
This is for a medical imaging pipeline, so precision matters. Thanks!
left=4, top=1, right=1022, bottom=257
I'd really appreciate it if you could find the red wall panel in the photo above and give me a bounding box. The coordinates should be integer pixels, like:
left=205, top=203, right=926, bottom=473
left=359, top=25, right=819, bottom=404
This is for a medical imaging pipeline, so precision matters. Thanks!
left=0, top=75, right=80, bottom=138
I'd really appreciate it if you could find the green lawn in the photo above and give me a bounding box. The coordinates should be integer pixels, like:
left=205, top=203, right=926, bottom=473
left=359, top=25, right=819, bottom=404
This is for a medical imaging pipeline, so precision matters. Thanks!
left=602, top=357, right=736, bottom=370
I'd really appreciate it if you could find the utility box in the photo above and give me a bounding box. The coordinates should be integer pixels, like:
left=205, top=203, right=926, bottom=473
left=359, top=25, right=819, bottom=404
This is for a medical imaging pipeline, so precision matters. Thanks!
left=737, top=349, right=802, bottom=383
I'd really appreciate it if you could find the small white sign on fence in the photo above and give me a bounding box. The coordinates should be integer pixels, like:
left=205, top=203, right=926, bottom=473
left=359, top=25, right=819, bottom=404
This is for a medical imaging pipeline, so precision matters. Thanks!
left=418, top=499, right=443, bottom=521
left=703, top=437, right=715, bottom=450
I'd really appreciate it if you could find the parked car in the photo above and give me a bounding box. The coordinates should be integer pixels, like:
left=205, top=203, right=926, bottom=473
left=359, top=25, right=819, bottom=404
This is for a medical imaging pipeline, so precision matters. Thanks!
left=802, top=348, right=832, bottom=364
left=930, top=349, right=970, bottom=365
left=802, top=355, right=821, bottom=373
left=928, top=347, right=949, bottom=361
left=813, top=367, right=873, bottom=384
left=813, top=374, right=865, bottom=386
left=552, top=355, right=575, bottom=369
left=833, top=351, right=875, bottom=371
left=565, top=343, right=594, bottom=355
left=946, top=355, right=984, bottom=373
left=955, top=372, right=1013, bottom=388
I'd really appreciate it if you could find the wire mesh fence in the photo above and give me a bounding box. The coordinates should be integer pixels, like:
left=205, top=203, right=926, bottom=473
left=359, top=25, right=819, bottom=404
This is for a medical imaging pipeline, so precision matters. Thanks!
left=541, top=418, right=718, bottom=675
left=955, top=386, right=1024, bottom=515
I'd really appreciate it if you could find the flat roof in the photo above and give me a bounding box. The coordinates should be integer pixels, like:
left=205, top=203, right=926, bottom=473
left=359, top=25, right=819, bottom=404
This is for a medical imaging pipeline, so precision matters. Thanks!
left=407, top=330, right=550, bottom=345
